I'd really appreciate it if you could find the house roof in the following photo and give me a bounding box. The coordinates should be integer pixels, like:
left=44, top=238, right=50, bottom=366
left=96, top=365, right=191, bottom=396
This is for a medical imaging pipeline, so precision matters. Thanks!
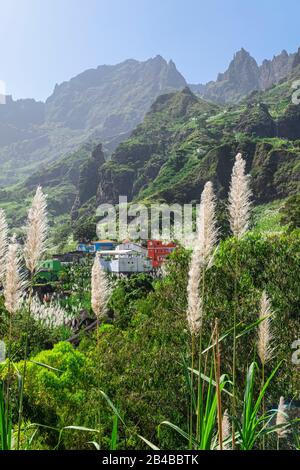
left=97, top=250, right=133, bottom=255
left=92, top=239, right=117, bottom=244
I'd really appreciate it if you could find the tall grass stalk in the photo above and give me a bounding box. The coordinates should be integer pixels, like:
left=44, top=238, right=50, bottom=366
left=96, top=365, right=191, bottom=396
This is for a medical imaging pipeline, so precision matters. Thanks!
left=0, top=209, right=8, bottom=287
left=231, top=240, right=238, bottom=449
left=162, top=359, right=228, bottom=450
left=236, top=361, right=282, bottom=450
left=0, top=210, right=9, bottom=424
left=186, top=182, right=217, bottom=446
left=228, top=153, right=252, bottom=447
left=258, top=291, right=274, bottom=449
left=3, top=236, right=25, bottom=446
left=276, top=396, right=288, bottom=450
left=213, top=319, right=223, bottom=450
left=17, top=186, right=48, bottom=449
left=0, top=383, right=12, bottom=450
left=91, top=255, right=110, bottom=449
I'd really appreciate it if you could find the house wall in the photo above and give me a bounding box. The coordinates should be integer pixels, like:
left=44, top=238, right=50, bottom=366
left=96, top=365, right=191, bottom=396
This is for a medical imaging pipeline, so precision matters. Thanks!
left=94, top=242, right=115, bottom=251
left=116, top=243, right=147, bottom=255
left=77, top=243, right=95, bottom=253
left=99, top=255, right=152, bottom=273
left=147, top=240, right=177, bottom=267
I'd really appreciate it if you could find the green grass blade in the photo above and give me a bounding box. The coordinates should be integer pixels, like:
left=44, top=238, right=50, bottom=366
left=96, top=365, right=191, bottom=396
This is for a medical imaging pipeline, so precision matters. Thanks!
left=138, top=435, right=160, bottom=450
left=110, top=414, right=118, bottom=450
left=99, top=390, right=126, bottom=427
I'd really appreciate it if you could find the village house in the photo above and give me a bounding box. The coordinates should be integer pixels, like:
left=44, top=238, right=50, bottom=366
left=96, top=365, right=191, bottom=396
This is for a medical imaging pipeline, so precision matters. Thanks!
left=147, top=240, right=177, bottom=268
left=97, top=249, right=152, bottom=274
left=115, top=240, right=147, bottom=255
left=77, top=239, right=117, bottom=253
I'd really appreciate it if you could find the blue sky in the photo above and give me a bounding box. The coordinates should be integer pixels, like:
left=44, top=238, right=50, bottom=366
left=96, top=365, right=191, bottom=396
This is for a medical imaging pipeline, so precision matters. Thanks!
left=1, top=0, right=300, bottom=101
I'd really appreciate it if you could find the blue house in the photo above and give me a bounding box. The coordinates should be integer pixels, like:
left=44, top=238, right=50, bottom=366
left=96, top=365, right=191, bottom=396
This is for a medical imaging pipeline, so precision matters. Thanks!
left=92, top=240, right=117, bottom=251
left=77, top=243, right=95, bottom=253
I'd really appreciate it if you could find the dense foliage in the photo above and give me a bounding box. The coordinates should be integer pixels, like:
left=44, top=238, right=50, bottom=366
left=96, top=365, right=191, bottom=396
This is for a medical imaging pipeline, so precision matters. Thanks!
left=1, top=231, right=298, bottom=450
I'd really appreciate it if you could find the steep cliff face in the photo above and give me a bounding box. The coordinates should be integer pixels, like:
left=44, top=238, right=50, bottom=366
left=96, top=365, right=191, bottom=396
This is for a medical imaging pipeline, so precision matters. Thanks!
left=217, top=49, right=260, bottom=95
left=1, top=46, right=300, bottom=189
left=69, top=81, right=300, bottom=231
left=277, top=104, right=300, bottom=139
left=94, top=87, right=217, bottom=206
left=190, top=46, right=300, bottom=104
left=45, top=56, right=186, bottom=133
left=0, top=96, right=44, bottom=129
left=190, top=49, right=259, bottom=104
left=0, top=56, right=186, bottom=186
left=236, top=103, right=275, bottom=137
left=77, top=144, right=105, bottom=206
left=2, top=56, right=300, bottom=232
left=0, top=96, right=45, bottom=147
left=259, top=50, right=295, bottom=89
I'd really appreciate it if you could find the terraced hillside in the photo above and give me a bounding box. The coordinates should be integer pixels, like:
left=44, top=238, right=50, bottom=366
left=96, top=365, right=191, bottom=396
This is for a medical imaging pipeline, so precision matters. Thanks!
left=1, top=66, right=300, bottom=241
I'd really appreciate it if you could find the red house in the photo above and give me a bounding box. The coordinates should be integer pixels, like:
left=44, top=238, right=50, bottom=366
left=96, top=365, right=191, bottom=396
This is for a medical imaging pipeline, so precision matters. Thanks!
left=147, top=240, right=177, bottom=268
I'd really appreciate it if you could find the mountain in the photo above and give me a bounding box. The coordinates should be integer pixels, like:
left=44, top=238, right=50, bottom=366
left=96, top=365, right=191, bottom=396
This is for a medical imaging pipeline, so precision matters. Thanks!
left=1, top=47, right=300, bottom=189
left=70, top=67, right=300, bottom=233
left=2, top=63, right=300, bottom=240
left=190, top=47, right=300, bottom=104
left=0, top=56, right=186, bottom=186
left=45, top=56, right=186, bottom=132
left=0, top=96, right=44, bottom=147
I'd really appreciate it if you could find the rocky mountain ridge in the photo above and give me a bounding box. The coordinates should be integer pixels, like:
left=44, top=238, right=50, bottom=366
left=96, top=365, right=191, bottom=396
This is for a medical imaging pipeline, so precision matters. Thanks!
left=67, top=70, right=300, bottom=236
left=1, top=46, right=300, bottom=188
left=0, top=55, right=186, bottom=186
left=1, top=63, right=300, bottom=240
left=190, top=47, right=300, bottom=103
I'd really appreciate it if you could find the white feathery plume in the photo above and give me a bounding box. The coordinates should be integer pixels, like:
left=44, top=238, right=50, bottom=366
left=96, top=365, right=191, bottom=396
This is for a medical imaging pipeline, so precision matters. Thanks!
left=221, top=410, right=231, bottom=450
left=218, top=409, right=231, bottom=450
left=258, top=291, right=274, bottom=366
left=24, top=186, right=48, bottom=274
left=228, top=153, right=252, bottom=238
left=30, top=296, right=70, bottom=329
left=0, top=209, right=8, bottom=285
left=276, top=396, right=289, bottom=439
left=186, top=247, right=203, bottom=336
left=186, top=181, right=218, bottom=335
left=197, top=181, right=218, bottom=264
left=91, top=255, right=110, bottom=320
left=4, top=236, right=25, bottom=315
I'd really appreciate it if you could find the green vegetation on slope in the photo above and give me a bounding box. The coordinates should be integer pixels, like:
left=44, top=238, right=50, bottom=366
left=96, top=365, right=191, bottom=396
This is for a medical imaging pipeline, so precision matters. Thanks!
left=1, top=232, right=299, bottom=449
left=1, top=65, right=300, bottom=244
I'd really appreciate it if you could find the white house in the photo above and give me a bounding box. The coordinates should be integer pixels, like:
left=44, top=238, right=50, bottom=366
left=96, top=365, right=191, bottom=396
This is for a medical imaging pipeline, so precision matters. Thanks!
left=115, top=241, right=147, bottom=255
left=97, top=250, right=152, bottom=274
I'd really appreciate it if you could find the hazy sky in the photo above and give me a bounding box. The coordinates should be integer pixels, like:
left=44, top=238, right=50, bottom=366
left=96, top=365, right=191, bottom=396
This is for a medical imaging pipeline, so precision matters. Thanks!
left=1, top=0, right=300, bottom=101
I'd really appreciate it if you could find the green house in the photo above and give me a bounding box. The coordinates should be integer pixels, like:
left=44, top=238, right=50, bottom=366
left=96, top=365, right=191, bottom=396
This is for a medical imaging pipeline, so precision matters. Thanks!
left=37, top=259, right=63, bottom=282
left=39, top=259, right=62, bottom=272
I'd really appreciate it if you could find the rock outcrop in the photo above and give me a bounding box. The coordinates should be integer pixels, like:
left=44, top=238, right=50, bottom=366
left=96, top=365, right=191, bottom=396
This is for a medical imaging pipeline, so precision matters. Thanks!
left=0, top=56, right=186, bottom=186
left=190, top=46, right=300, bottom=104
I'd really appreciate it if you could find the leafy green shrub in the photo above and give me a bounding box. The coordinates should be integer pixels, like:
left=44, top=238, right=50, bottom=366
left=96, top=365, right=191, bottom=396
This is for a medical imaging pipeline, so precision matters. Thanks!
left=0, top=298, right=65, bottom=361
left=108, top=274, right=154, bottom=328
left=280, top=195, right=300, bottom=230
left=18, top=342, right=93, bottom=448
left=2, top=232, right=298, bottom=450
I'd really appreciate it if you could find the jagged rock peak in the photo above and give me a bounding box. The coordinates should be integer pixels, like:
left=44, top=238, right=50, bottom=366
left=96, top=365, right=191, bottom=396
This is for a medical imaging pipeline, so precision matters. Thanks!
left=292, top=47, right=300, bottom=68
left=190, top=45, right=300, bottom=104
left=44, top=55, right=186, bottom=131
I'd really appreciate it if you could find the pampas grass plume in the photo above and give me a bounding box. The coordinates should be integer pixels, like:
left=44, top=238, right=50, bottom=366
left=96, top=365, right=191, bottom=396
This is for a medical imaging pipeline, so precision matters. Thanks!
left=276, top=396, right=289, bottom=439
left=4, top=236, right=25, bottom=315
left=258, top=291, right=274, bottom=366
left=218, top=409, right=231, bottom=450
left=0, top=209, right=8, bottom=284
left=187, top=181, right=218, bottom=335
left=24, top=186, right=48, bottom=274
left=228, top=153, right=252, bottom=239
left=91, top=255, right=110, bottom=320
